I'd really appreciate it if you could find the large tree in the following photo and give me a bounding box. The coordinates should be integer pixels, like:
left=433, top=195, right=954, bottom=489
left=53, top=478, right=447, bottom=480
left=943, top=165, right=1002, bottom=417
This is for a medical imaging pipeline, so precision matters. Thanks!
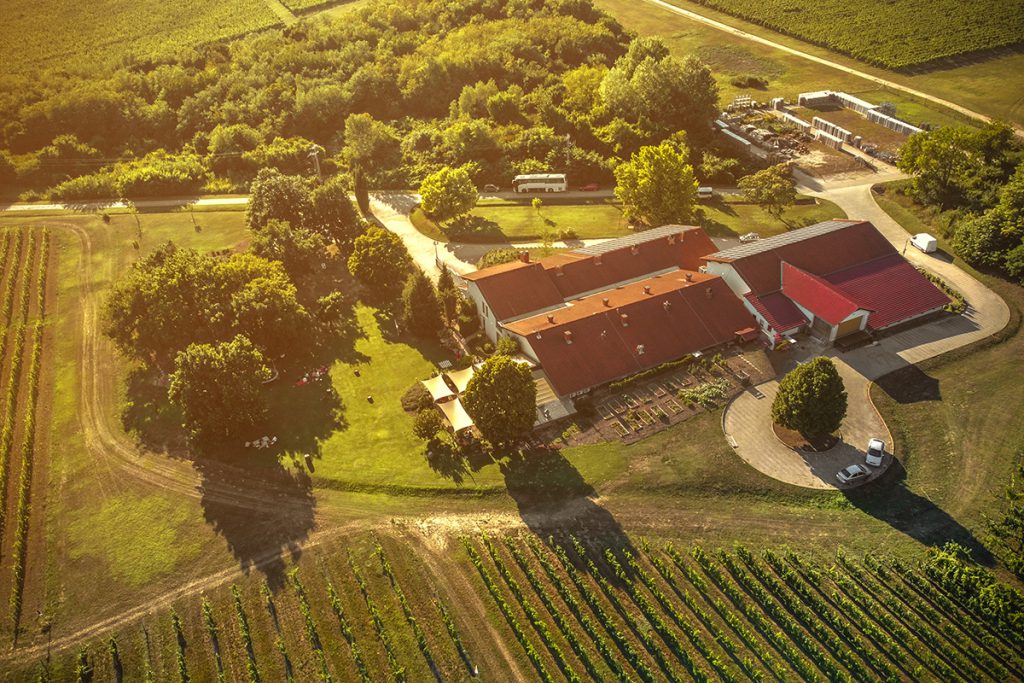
left=308, top=175, right=364, bottom=252
left=249, top=218, right=327, bottom=281
left=347, top=226, right=412, bottom=298
left=437, top=265, right=459, bottom=322
left=419, top=166, right=477, bottom=222
left=246, top=168, right=313, bottom=232
left=402, top=270, right=442, bottom=336
left=738, top=164, right=797, bottom=222
left=168, top=335, right=271, bottom=442
left=463, top=355, right=536, bottom=447
left=771, top=358, right=847, bottom=438
left=614, top=138, right=698, bottom=226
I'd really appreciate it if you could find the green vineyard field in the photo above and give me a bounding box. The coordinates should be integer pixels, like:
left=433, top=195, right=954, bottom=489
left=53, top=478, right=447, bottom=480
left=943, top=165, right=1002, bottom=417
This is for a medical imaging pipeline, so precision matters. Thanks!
left=682, top=0, right=1024, bottom=69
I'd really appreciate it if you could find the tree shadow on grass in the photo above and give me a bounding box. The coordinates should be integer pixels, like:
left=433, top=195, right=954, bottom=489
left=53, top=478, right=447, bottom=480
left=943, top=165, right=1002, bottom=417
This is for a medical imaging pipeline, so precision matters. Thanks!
left=874, top=364, right=942, bottom=403
left=192, top=450, right=316, bottom=590
left=843, top=458, right=993, bottom=565
left=425, top=438, right=495, bottom=485
left=121, top=365, right=187, bottom=455
left=445, top=215, right=505, bottom=242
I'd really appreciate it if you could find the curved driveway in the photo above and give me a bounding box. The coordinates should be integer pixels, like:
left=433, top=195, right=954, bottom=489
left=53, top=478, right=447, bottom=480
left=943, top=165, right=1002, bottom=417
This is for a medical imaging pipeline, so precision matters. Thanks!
left=723, top=177, right=1011, bottom=489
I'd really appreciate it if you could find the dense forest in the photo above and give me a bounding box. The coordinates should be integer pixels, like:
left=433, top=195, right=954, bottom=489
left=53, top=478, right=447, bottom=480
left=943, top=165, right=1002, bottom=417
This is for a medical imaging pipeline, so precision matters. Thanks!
left=0, top=0, right=724, bottom=200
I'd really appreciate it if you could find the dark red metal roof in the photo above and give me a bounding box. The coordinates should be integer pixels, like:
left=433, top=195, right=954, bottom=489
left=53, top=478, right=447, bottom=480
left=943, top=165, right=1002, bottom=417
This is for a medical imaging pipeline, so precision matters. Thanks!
left=826, top=253, right=949, bottom=330
left=781, top=262, right=865, bottom=326
left=744, top=291, right=808, bottom=333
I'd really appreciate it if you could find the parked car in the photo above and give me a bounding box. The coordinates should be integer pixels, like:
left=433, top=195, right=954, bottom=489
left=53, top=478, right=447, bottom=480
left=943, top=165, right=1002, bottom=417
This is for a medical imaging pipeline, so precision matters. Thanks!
left=865, top=438, right=885, bottom=467
left=837, top=464, right=870, bottom=484
left=482, top=183, right=499, bottom=193
left=578, top=183, right=600, bottom=191
left=739, top=232, right=760, bottom=243
left=697, top=186, right=714, bottom=200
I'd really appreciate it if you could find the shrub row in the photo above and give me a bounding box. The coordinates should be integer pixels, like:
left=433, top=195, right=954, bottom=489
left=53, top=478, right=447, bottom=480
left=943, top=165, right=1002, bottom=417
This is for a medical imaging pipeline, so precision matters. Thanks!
left=231, top=585, right=260, bottom=683
left=461, top=538, right=553, bottom=683
left=373, top=542, right=441, bottom=680
left=685, top=546, right=820, bottom=683
left=567, top=539, right=684, bottom=683
left=321, top=565, right=372, bottom=683
left=9, top=230, right=49, bottom=631
left=545, top=538, right=658, bottom=683
left=348, top=555, right=406, bottom=682
left=288, top=569, right=333, bottom=683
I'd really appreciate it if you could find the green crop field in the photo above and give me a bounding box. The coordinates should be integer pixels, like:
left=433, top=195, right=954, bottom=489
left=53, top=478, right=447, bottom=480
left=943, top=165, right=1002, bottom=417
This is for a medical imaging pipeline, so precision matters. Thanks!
left=0, top=0, right=280, bottom=74
left=684, top=0, right=1024, bottom=69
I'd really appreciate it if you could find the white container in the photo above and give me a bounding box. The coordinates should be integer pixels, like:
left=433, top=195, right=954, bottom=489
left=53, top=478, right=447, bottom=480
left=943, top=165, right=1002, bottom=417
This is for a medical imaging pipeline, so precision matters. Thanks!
left=910, top=233, right=937, bottom=253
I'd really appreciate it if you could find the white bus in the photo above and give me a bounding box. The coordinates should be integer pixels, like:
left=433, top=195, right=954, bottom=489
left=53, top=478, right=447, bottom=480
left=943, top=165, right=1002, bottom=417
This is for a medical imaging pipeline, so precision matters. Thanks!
left=512, top=173, right=567, bottom=193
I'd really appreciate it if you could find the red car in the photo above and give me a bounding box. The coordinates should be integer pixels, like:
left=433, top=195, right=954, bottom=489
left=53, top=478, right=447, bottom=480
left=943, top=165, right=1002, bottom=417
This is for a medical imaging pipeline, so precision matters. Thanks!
left=578, top=183, right=600, bottom=191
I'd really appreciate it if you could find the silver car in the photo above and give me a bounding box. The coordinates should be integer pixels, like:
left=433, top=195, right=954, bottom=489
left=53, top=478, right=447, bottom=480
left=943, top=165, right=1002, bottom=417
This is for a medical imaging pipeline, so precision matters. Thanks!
left=866, top=438, right=885, bottom=467
left=837, top=464, right=870, bottom=485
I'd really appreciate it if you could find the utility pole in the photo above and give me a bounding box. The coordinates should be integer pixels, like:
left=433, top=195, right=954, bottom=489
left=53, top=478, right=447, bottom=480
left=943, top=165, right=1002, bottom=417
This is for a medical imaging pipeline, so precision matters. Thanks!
left=308, top=144, right=324, bottom=183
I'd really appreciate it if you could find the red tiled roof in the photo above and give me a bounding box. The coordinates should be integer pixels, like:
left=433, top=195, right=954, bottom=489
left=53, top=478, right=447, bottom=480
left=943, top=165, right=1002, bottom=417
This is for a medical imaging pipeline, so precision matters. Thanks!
left=464, top=261, right=563, bottom=321
left=711, top=220, right=896, bottom=295
left=543, top=226, right=717, bottom=298
left=744, top=291, right=808, bottom=332
left=825, top=253, right=949, bottom=330
left=781, top=262, right=865, bottom=326
left=506, top=276, right=755, bottom=395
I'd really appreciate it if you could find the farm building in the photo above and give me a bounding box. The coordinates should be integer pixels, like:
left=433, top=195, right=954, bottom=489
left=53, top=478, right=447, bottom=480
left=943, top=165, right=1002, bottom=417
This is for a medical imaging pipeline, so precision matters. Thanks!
left=464, top=227, right=757, bottom=397
left=703, top=219, right=949, bottom=347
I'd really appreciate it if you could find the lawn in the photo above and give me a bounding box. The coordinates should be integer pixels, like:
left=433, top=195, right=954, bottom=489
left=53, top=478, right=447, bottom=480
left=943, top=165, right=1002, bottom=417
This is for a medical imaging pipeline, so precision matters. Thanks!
left=0, top=0, right=280, bottom=74
left=595, top=0, right=1022, bottom=128
left=696, top=196, right=845, bottom=238
left=412, top=199, right=631, bottom=243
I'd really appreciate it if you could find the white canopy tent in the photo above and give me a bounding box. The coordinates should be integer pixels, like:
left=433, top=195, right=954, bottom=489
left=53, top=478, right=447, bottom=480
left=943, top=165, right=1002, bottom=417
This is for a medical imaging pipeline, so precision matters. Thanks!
left=422, top=375, right=455, bottom=403
left=438, top=398, right=474, bottom=433
left=447, top=366, right=477, bottom=395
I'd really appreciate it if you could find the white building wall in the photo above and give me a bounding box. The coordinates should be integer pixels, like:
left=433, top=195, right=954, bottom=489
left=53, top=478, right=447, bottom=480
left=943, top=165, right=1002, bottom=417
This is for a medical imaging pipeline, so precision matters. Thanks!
left=704, top=262, right=752, bottom=298
left=466, top=281, right=499, bottom=342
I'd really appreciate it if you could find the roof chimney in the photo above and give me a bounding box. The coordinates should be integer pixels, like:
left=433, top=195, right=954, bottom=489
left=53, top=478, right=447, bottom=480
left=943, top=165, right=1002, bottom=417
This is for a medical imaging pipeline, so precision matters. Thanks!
left=594, top=255, right=602, bottom=265
left=555, top=265, right=564, bottom=277
left=636, top=344, right=645, bottom=355
left=602, top=297, right=610, bottom=306
left=663, top=300, right=672, bottom=311
left=547, top=314, right=555, bottom=324
left=685, top=272, right=693, bottom=281
left=564, top=330, right=573, bottom=345
left=630, top=246, right=639, bottom=255
left=620, top=313, right=629, bottom=327
left=643, top=285, right=652, bottom=295
left=667, top=234, right=677, bottom=244
left=705, top=286, right=714, bottom=299
left=519, top=251, right=530, bottom=263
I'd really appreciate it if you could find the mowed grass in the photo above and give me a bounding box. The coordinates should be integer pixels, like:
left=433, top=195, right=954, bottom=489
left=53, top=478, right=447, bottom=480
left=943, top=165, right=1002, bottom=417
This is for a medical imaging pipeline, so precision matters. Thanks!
left=595, top=0, right=1022, bottom=128
left=696, top=196, right=845, bottom=238
left=413, top=200, right=630, bottom=243
left=313, top=306, right=626, bottom=492
left=0, top=0, right=280, bottom=74
left=681, top=0, right=1024, bottom=68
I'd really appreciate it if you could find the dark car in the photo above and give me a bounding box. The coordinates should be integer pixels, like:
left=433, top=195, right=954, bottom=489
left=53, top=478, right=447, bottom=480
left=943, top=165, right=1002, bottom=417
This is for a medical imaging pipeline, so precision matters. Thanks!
left=482, top=183, right=499, bottom=193
left=578, top=183, right=599, bottom=191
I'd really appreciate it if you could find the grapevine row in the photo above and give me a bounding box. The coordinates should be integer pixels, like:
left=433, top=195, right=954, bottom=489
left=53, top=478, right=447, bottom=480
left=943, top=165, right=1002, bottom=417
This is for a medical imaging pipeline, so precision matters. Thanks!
left=348, top=554, right=407, bottom=682
left=9, top=230, right=49, bottom=633
left=0, top=231, right=35, bottom=544
left=319, top=564, right=372, bottom=683
left=201, top=596, right=227, bottom=683
left=288, top=570, right=333, bottom=682
left=373, top=542, right=441, bottom=681
left=525, top=536, right=645, bottom=683
left=231, top=585, right=260, bottom=683
left=567, top=539, right=684, bottom=683
left=462, top=538, right=553, bottom=682
left=502, top=538, right=614, bottom=682
left=170, top=609, right=190, bottom=683
left=835, top=554, right=968, bottom=681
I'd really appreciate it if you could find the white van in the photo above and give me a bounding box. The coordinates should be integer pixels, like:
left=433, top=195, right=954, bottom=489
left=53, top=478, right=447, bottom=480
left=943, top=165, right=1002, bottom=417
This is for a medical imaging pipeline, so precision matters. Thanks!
left=697, top=186, right=714, bottom=200
left=910, top=233, right=937, bottom=253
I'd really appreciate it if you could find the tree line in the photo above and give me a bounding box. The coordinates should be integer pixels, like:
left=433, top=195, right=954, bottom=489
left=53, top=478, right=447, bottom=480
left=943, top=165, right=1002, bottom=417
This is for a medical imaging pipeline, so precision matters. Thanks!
left=0, top=0, right=727, bottom=203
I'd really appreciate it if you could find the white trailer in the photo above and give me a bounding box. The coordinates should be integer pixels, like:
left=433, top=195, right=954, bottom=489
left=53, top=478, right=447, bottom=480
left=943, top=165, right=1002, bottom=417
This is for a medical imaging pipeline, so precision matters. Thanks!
left=910, top=233, right=938, bottom=253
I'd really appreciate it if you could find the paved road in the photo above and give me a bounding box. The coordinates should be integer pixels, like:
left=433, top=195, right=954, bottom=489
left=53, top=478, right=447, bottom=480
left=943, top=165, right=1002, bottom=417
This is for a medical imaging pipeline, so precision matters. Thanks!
left=724, top=177, right=1011, bottom=489
left=0, top=196, right=248, bottom=212
left=640, top=0, right=1024, bottom=137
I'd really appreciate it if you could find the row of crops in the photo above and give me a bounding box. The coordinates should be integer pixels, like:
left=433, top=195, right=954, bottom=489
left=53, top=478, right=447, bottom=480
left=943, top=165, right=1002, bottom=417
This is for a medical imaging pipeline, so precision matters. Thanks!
left=463, top=532, right=1024, bottom=683
left=21, top=539, right=477, bottom=682
left=685, top=0, right=1024, bottom=69
left=0, top=227, right=52, bottom=638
